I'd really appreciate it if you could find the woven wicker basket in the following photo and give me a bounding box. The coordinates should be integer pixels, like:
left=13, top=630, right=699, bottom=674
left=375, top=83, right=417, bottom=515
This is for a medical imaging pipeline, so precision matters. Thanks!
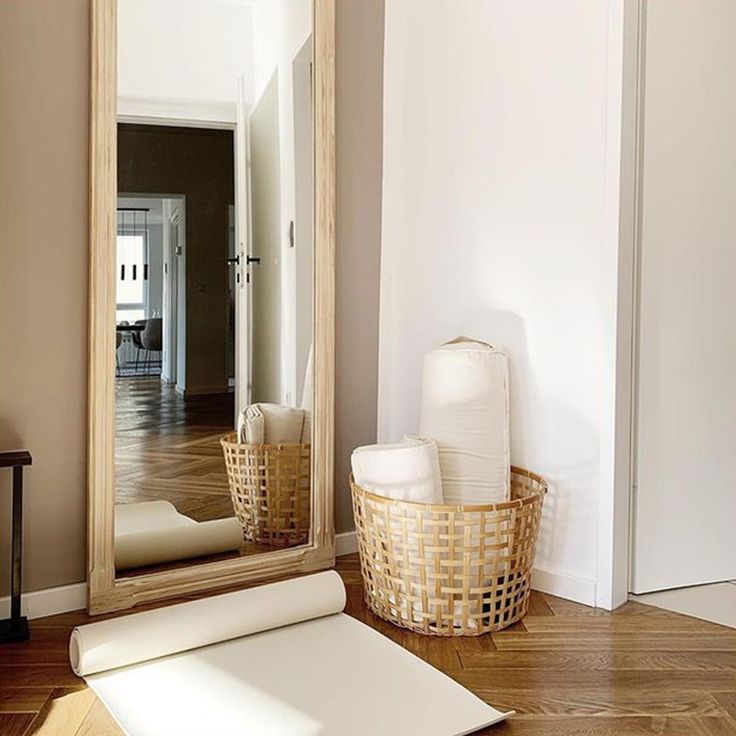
left=351, top=466, right=547, bottom=636
left=221, top=434, right=311, bottom=547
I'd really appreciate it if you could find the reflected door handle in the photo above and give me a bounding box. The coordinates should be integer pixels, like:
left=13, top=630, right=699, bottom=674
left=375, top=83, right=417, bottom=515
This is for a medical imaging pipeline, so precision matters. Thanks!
left=246, top=256, right=261, bottom=265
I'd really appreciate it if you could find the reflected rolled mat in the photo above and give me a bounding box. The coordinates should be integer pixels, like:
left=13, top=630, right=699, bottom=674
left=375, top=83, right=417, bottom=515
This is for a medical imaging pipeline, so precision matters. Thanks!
left=114, top=501, right=243, bottom=570
left=69, top=572, right=512, bottom=736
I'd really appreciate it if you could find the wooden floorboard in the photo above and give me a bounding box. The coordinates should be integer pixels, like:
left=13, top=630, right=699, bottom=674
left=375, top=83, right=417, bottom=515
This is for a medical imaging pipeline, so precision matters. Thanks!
left=24, top=689, right=97, bottom=736
left=0, top=715, right=35, bottom=736
left=2, top=554, right=735, bottom=735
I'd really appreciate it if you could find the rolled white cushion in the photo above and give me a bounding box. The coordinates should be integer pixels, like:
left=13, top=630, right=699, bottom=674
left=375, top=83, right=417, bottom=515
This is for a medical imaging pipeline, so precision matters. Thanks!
left=351, top=436, right=443, bottom=504
left=237, top=403, right=306, bottom=445
left=419, top=337, right=510, bottom=504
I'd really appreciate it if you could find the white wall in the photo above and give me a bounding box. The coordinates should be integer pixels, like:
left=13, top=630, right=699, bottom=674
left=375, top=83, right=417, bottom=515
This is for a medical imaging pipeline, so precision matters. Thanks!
left=148, top=223, right=164, bottom=315
left=118, top=0, right=254, bottom=117
left=378, top=0, right=626, bottom=606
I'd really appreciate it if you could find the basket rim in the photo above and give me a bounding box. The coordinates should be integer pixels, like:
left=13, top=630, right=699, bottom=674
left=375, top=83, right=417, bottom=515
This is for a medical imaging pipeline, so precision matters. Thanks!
left=350, top=465, right=547, bottom=513
left=220, top=433, right=311, bottom=451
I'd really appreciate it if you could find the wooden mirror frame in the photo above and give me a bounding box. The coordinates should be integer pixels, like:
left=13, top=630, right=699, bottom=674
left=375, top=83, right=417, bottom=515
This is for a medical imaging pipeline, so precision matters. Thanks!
left=87, top=0, right=335, bottom=615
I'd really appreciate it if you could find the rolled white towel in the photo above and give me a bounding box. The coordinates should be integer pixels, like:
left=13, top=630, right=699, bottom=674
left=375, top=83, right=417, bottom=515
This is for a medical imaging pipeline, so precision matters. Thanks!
left=419, top=337, right=510, bottom=504
left=237, top=403, right=307, bottom=445
left=351, top=436, right=443, bottom=504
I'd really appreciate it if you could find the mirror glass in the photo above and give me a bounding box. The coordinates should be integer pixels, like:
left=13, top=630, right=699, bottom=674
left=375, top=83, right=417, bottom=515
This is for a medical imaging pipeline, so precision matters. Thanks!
left=114, top=0, right=314, bottom=577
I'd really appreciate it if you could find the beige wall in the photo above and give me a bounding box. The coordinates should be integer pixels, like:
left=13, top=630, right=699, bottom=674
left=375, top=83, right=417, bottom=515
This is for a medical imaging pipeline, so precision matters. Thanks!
left=0, top=0, right=90, bottom=592
left=0, top=0, right=382, bottom=592
left=334, top=0, right=384, bottom=533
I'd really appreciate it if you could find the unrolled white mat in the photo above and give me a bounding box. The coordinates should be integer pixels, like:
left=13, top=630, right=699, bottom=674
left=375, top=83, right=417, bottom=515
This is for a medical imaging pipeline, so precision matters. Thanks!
left=114, top=501, right=243, bottom=570
left=70, top=572, right=511, bottom=736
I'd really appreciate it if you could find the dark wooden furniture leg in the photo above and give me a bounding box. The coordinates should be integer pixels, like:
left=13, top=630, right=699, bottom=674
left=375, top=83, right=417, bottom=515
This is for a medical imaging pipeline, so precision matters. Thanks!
left=0, top=450, right=32, bottom=642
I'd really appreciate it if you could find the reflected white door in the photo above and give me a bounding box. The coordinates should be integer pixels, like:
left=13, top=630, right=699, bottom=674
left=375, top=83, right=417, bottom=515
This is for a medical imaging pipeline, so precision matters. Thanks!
left=234, top=77, right=251, bottom=417
left=631, top=0, right=736, bottom=593
left=292, top=37, right=314, bottom=408
left=248, top=74, right=282, bottom=405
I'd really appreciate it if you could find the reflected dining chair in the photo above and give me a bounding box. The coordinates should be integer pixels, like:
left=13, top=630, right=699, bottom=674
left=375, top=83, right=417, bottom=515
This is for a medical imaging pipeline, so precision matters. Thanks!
left=141, top=317, right=162, bottom=374
left=131, top=319, right=146, bottom=374
left=115, top=332, right=123, bottom=377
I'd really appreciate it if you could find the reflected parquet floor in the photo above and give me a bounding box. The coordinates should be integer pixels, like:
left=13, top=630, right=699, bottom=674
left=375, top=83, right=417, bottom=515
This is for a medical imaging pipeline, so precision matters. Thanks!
left=115, top=377, right=235, bottom=522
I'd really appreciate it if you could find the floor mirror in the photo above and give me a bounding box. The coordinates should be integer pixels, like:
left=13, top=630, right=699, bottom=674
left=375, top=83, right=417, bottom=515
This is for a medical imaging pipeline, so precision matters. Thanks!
left=87, top=0, right=335, bottom=615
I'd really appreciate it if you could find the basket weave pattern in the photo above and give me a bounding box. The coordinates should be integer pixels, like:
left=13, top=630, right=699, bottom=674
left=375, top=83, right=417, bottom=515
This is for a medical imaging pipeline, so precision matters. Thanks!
left=221, top=434, right=311, bottom=547
left=351, top=466, right=547, bottom=636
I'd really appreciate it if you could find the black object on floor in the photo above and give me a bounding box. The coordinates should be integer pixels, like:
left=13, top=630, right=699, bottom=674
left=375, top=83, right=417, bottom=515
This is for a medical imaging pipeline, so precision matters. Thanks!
left=0, top=450, right=32, bottom=643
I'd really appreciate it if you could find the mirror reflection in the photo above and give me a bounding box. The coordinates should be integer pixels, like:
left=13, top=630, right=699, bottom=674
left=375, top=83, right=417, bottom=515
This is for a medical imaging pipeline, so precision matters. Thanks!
left=114, top=0, right=314, bottom=577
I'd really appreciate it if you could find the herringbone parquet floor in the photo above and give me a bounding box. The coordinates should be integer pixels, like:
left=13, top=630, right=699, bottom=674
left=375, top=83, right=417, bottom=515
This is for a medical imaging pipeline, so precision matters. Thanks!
left=2, top=554, right=736, bottom=735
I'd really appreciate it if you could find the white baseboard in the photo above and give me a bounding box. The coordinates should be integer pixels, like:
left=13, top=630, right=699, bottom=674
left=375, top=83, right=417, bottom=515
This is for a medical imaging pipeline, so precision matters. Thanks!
left=0, top=534, right=358, bottom=622
left=0, top=544, right=594, bottom=621
left=336, top=531, right=358, bottom=557
left=0, top=535, right=359, bottom=620
left=531, top=567, right=597, bottom=607
left=0, top=581, right=86, bottom=621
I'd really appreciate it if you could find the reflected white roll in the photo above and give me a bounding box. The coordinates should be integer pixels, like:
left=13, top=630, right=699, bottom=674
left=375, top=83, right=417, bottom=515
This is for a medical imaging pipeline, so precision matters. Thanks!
left=70, top=570, right=346, bottom=676
left=237, top=403, right=306, bottom=444
left=114, top=501, right=243, bottom=570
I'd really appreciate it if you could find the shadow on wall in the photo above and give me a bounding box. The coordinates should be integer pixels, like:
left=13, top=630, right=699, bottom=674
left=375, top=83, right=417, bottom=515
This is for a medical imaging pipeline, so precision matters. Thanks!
left=428, top=308, right=599, bottom=576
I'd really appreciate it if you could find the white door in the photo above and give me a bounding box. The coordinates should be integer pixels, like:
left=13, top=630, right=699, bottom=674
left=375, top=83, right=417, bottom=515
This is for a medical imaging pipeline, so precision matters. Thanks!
left=234, top=77, right=251, bottom=417
left=631, top=0, right=736, bottom=593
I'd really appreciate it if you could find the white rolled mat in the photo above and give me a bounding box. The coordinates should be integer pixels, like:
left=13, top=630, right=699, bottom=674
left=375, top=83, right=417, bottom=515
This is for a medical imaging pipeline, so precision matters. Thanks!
left=114, top=501, right=242, bottom=570
left=70, top=572, right=511, bottom=736
left=420, top=337, right=511, bottom=504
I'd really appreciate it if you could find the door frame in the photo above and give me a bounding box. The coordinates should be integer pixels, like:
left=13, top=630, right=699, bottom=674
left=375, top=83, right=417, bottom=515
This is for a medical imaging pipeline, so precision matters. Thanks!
left=595, top=0, right=645, bottom=610
left=164, top=198, right=184, bottom=389
left=117, top=118, right=242, bottom=402
left=234, top=77, right=252, bottom=419
left=117, top=191, right=186, bottom=387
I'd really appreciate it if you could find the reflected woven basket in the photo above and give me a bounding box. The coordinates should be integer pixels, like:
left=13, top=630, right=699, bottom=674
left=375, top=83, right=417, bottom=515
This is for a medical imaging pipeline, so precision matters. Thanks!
left=351, top=466, right=547, bottom=636
left=221, top=434, right=311, bottom=547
